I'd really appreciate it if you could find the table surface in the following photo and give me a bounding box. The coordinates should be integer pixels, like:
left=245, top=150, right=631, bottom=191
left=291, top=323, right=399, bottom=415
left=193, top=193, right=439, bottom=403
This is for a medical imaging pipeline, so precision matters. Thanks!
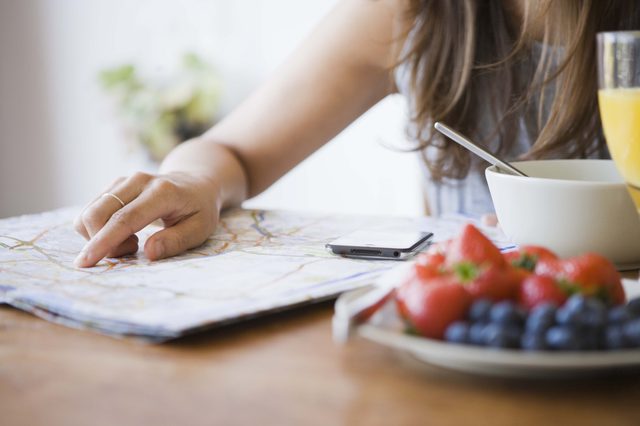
left=2, top=275, right=640, bottom=426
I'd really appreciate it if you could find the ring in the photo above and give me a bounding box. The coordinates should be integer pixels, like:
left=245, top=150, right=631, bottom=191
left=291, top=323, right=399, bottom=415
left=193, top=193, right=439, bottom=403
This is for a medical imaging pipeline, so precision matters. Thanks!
left=102, top=192, right=126, bottom=208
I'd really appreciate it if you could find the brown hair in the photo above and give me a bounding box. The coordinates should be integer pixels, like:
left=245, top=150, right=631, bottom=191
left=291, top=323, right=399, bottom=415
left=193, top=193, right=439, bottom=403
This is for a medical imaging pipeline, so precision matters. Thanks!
left=400, top=0, right=640, bottom=180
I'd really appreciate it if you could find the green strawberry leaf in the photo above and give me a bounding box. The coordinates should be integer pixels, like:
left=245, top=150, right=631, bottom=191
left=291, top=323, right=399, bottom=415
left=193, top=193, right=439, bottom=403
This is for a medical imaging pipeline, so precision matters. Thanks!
left=404, top=324, right=420, bottom=336
left=557, top=279, right=580, bottom=296
left=512, top=254, right=538, bottom=272
left=557, top=280, right=612, bottom=305
left=454, top=262, right=479, bottom=282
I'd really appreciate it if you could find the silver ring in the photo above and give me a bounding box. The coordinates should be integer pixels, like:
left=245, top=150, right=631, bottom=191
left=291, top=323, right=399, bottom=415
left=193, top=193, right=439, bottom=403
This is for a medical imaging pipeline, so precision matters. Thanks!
left=102, top=192, right=126, bottom=208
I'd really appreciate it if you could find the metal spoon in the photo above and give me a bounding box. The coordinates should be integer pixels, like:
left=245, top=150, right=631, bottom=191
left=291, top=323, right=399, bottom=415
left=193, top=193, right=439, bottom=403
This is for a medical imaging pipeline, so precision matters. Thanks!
left=434, top=122, right=528, bottom=177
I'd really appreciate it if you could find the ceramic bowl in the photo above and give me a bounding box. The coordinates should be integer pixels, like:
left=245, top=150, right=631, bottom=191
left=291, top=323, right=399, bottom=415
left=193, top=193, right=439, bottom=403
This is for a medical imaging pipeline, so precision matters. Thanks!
left=485, top=159, right=640, bottom=268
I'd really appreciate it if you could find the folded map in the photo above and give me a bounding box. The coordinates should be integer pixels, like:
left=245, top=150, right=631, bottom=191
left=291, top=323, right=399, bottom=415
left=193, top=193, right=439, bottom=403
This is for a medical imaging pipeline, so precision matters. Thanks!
left=0, top=207, right=509, bottom=341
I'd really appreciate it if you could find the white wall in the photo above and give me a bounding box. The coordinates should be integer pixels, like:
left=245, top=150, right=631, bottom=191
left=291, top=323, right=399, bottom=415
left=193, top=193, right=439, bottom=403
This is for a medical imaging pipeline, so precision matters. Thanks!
left=0, top=0, right=423, bottom=219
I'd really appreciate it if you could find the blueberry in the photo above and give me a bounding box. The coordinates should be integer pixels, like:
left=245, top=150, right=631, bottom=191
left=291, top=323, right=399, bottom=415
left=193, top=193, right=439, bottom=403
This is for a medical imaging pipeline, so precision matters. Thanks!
left=604, top=325, right=628, bottom=350
left=526, top=303, right=557, bottom=334
left=555, top=305, right=581, bottom=326
left=627, top=297, right=640, bottom=319
left=444, top=321, right=470, bottom=344
left=521, top=331, right=547, bottom=351
left=482, top=323, right=521, bottom=349
left=623, top=319, right=640, bottom=347
left=489, top=301, right=526, bottom=326
left=546, top=326, right=581, bottom=351
left=607, top=305, right=631, bottom=324
left=469, top=322, right=487, bottom=346
left=468, top=299, right=492, bottom=323
left=565, top=294, right=589, bottom=312
left=579, top=298, right=607, bottom=329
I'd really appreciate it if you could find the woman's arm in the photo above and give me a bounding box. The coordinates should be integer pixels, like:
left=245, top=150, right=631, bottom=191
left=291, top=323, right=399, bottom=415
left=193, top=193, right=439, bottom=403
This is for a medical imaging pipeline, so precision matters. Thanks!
left=74, top=0, right=408, bottom=267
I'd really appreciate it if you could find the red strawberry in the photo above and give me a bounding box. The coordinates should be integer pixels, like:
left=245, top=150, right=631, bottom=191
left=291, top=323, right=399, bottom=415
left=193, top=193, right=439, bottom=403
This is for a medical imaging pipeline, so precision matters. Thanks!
left=446, top=224, right=506, bottom=268
left=413, top=252, right=446, bottom=282
left=533, top=257, right=564, bottom=279
left=416, top=251, right=446, bottom=268
left=535, top=253, right=625, bottom=305
left=511, top=267, right=532, bottom=287
left=519, top=275, right=568, bottom=310
left=453, top=263, right=520, bottom=302
left=504, top=245, right=558, bottom=271
left=395, top=275, right=471, bottom=339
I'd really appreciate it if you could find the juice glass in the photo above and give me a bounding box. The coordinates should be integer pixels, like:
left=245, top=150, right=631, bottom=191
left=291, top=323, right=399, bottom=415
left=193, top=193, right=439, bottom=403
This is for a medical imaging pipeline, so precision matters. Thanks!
left=597, top=31, right=640, bottom=214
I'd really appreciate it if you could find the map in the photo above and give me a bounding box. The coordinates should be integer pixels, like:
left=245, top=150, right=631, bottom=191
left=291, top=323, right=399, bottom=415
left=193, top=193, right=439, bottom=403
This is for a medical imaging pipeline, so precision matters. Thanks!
left=0, top=207, right=511, bottom=340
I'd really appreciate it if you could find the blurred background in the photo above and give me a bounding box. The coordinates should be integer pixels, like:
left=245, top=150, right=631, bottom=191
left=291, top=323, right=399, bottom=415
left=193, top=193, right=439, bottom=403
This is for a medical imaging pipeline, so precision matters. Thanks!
left=0, top=0, right=423, bottom=219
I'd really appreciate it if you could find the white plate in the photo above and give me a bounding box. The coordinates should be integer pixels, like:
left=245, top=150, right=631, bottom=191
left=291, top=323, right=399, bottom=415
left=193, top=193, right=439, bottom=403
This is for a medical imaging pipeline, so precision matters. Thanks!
left=334, top=275, right=640, bottom=378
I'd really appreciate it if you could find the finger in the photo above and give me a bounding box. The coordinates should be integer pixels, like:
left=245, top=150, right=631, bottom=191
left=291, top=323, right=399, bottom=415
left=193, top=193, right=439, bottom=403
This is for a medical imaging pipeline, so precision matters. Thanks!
left=74, top=177, right=127, bottom=240
left=74, top=185, right=176, bottom=267
left=82, top=176, right=127, bottom=213
left=144, top=213, right=214, bottom=260
left=105, top=234, right=139, bottom=259
left=73, top=217, right=90, bottom=240
left=80, top=172, right=153, bottom=238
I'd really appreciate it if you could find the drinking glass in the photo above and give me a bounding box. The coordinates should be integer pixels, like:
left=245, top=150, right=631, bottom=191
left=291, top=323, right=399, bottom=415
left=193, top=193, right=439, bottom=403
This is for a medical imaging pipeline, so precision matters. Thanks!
left=597, top=31, right=640, bottom=215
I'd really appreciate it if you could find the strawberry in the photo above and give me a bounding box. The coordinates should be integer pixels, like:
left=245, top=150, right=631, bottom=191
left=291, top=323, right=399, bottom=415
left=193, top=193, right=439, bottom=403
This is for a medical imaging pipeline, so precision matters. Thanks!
left=432, top=224, right=519, bottom=302
left=395, top=275, right=471, bottom=339
left=446, top=224, right=506, bottom=268
left=504, top=245, right=558, bottom=271
left=535, top=253, right=625, bottom=305
left=453, top=263, right=521, bottom=302
left=519, top=275, right=568, bottom=310
left=413, top=252, right=446, bottom=282
left=510, top=267, right=532, bottom=287
left=416, top=251, right=446, bottom=269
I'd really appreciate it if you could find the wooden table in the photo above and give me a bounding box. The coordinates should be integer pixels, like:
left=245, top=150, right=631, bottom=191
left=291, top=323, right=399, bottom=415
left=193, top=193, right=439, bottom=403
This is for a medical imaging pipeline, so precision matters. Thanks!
left=2, top=277, right=640, bottom=426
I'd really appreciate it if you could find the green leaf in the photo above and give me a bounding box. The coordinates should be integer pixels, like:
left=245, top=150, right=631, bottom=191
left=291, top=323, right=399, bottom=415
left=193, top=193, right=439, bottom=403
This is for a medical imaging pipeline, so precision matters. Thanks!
left=404, top=324, right=420, bottom=336
left=99, top=64, right=137, bottom=89
left=512, top=254, right=537, bottom=271
left=454, top=262, right=479, bottom=282
left=557, top=280, right=579, bottom=295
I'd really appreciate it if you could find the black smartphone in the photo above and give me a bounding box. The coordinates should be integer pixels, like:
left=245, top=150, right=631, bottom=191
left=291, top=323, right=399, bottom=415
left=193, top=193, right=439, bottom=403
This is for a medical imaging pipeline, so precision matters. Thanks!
left=325, top=229, right=433, bottom=260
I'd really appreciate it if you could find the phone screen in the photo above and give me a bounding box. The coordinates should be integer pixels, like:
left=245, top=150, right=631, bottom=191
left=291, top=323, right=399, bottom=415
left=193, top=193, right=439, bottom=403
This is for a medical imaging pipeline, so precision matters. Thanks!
left=328, top=230, right=431, bottom=250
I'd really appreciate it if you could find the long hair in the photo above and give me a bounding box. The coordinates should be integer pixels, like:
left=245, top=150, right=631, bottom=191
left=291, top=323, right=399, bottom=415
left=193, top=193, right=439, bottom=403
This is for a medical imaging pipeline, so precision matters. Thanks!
left=401, top=1, right=640, bottom=180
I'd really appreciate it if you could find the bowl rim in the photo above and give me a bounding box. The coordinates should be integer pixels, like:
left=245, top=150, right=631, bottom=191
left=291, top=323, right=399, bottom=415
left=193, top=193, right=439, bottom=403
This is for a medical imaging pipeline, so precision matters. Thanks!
left=485, top=159, right=625, bottom=188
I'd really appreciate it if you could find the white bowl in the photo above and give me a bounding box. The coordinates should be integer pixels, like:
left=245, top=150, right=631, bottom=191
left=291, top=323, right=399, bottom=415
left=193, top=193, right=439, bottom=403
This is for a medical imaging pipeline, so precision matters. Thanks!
left=485, top=159, right=640, bottom=268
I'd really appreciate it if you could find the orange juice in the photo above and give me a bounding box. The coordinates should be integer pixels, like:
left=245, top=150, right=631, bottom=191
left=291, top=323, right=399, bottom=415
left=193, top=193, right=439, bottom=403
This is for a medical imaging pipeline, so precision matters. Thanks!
left=598, top=88, right=640, bottom=212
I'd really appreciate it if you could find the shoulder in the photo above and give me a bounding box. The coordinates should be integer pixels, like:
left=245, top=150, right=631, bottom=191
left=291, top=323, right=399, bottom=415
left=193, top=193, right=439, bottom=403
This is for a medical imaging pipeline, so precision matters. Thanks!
left=330, top=0, right=413, bottom=70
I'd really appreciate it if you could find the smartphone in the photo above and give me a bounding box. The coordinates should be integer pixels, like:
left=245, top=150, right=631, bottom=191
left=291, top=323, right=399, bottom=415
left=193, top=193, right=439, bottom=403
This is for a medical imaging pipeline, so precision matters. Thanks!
left=325, top=229, right=433, bottom=260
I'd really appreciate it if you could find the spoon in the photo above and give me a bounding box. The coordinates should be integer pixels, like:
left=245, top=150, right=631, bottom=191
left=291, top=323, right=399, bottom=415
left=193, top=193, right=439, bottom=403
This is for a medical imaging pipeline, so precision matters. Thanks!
left=434, top=122, right=528, bottom=177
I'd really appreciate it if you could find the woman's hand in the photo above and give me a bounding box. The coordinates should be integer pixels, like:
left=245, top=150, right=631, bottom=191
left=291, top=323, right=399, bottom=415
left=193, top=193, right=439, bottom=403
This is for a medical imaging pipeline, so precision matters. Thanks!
left=73, top=171, right=220, bottom=268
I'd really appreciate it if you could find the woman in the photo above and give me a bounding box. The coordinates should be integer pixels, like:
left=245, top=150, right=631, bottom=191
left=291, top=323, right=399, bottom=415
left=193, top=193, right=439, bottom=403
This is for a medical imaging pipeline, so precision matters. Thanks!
left=74, top=0, right=639, bottom=267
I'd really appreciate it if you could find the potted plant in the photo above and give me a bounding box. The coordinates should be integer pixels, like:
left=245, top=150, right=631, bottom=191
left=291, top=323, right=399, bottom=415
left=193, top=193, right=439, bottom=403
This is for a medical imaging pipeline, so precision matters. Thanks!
left=99, top=53, right=221, bottom=161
